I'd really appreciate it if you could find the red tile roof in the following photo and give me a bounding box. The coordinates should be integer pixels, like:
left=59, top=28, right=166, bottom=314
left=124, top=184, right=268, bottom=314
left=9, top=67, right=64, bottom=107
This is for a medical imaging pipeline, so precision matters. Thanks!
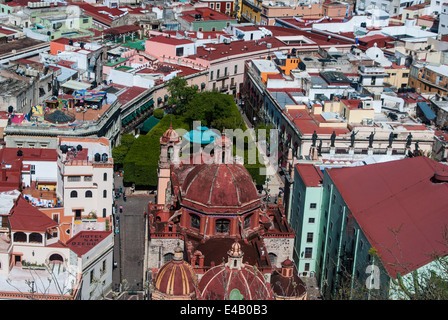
left=103, top=24, right=141, bottom=35
left=295, top=163, right=323, bottom=187
left=66, top=231, right=112, bottom=257
left=0, top=27, right=18, bottom=35
left=192, top=37, right=287, bottom=61
left=328, top=156, right=448, bottom=278
left=72, top=2, right=127, bottom=25
left=9, top=196, right=58, bottom=232
left=179, top=7, right=235, bottom=22
left=147, top=34, right=194, bottom=46
left=3, top=147, right=57, bottom=162
left=116, top=86, right=147, bottom=105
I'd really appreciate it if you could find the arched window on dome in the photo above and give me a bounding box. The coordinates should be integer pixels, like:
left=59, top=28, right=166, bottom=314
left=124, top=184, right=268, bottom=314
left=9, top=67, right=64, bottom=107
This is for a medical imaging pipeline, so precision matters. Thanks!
left=215, top=219, right=230, bottom=234
left=190, top=214, right=200, bottom=230
left=163, top=253, right=174, bottom=263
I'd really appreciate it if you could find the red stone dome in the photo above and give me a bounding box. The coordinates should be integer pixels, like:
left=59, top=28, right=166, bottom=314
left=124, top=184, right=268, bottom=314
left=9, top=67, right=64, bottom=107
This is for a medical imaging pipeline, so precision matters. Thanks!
left=161, top=124, right=180, bottom=144
left=270, top=259, right=307, bottom=299
left=199, top=264, right=273, bottom=300
left=181, top=163, right=261, bottom=214
left=153, top=247, right=198, bottom=298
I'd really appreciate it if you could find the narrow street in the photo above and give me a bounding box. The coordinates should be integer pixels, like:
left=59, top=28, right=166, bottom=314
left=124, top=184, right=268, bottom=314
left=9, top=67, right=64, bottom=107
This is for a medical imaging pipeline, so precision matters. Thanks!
left=108, top=173, right=153, bottom=299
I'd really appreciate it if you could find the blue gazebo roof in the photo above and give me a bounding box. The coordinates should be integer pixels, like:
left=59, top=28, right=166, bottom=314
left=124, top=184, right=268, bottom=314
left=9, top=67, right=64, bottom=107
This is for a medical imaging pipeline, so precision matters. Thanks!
left=183, top=126, right=219, bottom=144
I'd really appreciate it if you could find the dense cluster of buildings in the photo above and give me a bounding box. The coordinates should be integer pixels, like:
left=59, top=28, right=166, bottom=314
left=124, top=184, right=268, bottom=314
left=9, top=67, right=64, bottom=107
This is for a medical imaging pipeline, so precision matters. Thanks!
left=0, top=0, right=446, bottom=301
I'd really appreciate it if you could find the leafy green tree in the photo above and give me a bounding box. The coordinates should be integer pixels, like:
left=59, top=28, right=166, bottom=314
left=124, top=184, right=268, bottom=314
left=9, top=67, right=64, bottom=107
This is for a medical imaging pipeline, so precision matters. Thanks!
left=120, top=134, right=136, bottom=149
left=183, top=91, right=240, bottom=130
left=112, top=145, right=128, bottom=168
left=166, top=76, right=198, bottom=113
left=153, top=108, right=164, bottom=119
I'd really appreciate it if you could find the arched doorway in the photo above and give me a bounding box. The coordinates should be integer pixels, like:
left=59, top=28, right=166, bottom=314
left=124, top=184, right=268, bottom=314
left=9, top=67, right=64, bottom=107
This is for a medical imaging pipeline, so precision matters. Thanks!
left=49, top=253, right=64, bottom=264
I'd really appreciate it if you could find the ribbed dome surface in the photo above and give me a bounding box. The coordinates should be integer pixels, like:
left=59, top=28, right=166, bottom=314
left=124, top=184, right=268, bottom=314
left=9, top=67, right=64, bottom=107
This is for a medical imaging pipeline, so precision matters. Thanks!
left=181, top=164, right=260, bottom=214
left=154, top=259, right=198, bottom=297
left=161, top=125, right=180, bottom=144
left=198, top=263, right=273, bottom=300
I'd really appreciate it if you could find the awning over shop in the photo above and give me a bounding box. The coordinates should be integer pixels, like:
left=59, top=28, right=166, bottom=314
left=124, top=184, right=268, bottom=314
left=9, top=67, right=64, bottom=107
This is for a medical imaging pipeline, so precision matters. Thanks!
left=141, top=115, right=160, bottom=133
left=140, top=99, right=154, bottom=112
left=121, top=112, right=136, bottom=126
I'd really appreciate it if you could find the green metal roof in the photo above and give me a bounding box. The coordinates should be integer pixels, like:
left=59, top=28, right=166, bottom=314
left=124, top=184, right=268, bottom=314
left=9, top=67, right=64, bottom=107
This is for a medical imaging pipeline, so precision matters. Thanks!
left=141, top=116, right=160, bottom=133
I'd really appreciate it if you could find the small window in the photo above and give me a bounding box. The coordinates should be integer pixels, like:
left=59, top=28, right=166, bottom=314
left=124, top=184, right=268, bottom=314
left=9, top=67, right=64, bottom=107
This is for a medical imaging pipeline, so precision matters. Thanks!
left=310, top=203, right=317, bottom=209
left=304, top=247, right=312, bottom=259
left=70, top=190, right=78, bottom=198
left=244, top=215, right=251, bottom=229
left=163, top=253, right=174, bottom=263
left=268, top=252, right=277, bottom=265
left=103, top=190, right=107, bottom=198
left=306, top=232, right=313, bottom=243
left=308, top=217, right=315, bottom=223
left=175, top=47, right=184, bottom=56
left=103, top=173, right=107, bottom=181
left=90, top=270, right=95, bottom=284
left=85, top=190, right=93, bottom=198
left=215, top=219, right=230, bottom=234
left=190, top=214, right=200, bottom=229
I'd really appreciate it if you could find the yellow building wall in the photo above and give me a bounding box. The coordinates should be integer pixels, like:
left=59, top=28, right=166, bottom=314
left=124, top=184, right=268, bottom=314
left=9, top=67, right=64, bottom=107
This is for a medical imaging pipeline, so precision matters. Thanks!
left=261, top=72, right=280, bottom=84
left=385, top=68, right=410, bottom=89
left=279, top=58, right=300, bottom=76
left=240, top=0, right=262, bottom=24
left=323, top=101, right=342, bottom=113
left=344, top=107, right=375, bottom=124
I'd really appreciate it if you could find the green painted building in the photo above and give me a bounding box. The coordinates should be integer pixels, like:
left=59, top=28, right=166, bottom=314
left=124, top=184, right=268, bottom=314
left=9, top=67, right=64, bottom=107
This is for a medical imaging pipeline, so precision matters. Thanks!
left=289, top=163, right=324, bottom=277
left=290, top=157, right=448, bottom=300
left=177, top=8, right=237, bottom=32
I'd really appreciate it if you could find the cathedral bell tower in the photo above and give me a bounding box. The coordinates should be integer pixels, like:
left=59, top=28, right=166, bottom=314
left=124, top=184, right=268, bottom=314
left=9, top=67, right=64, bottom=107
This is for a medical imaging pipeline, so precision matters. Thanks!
left=157, top=124, right=181, bottom=205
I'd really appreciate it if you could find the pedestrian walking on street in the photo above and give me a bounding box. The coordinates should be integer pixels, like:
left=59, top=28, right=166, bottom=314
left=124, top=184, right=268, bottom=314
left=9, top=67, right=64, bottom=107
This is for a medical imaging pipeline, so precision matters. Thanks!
left=119, top=205, right=123, bottom=213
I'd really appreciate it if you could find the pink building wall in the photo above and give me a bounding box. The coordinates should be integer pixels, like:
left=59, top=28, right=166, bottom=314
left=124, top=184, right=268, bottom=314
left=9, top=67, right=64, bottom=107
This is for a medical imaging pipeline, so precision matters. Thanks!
left=145, top=40, right=177, bottom=60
